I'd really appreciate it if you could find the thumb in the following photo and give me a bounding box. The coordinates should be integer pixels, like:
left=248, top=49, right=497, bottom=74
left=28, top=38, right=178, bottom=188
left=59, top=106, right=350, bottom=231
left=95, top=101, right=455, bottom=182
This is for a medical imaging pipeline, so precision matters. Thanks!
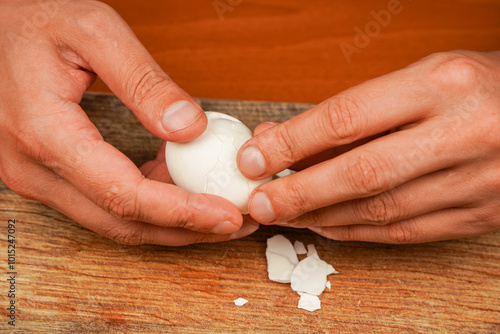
left=62, top=3, right=205, bottom=142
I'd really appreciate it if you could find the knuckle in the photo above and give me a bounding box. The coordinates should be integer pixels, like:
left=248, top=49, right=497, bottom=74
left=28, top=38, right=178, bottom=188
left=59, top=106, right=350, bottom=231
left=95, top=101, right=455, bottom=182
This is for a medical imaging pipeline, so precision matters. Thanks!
left=72, top=1, right=122, bottom=36
left=358, top=191, right=400, bottom=224
left=106, top=224, right=145, bottom=246
left=127, top=61, right=172, bottom=108
left=160, top=193, right=199, bottom=231
left=279, top=179, right=313, bottom=217
left=424, top=52, right=481, bottom=92
left=322, top=96, right=363, bottom=143
left=475, top=166, right=500, bottom=200
left=386, top=221, right=415, bottom=244
left=177, top=194, right=200, bottom=229
left=176, top=218, right=196, bottom=231
left=290, top=209, right=323, bottom=228
left=346, top=152, right=389, bottom=196
left=471, top=205, right=500, bottom=233
left=274, top=124, right=302, bottom=165
left=334, top=226, right=357, bottom=242
left=101, top=187, right=141, bottom=221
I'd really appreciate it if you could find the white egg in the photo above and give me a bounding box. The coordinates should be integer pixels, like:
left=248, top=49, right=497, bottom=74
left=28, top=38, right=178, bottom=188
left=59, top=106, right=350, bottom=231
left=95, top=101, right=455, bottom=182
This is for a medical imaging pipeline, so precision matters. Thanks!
left=165, top=112, right=272, bottom=214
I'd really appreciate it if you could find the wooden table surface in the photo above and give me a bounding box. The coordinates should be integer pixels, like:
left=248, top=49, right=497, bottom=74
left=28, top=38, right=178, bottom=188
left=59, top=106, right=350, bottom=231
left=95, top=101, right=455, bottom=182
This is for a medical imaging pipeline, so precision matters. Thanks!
left=1, top=93, right=499, bottom=333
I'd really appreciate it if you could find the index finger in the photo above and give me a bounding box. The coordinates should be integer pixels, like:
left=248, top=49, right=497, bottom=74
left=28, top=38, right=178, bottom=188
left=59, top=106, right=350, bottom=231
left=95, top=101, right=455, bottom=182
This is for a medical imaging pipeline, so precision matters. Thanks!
left=237, top=61, right=436, bottom=179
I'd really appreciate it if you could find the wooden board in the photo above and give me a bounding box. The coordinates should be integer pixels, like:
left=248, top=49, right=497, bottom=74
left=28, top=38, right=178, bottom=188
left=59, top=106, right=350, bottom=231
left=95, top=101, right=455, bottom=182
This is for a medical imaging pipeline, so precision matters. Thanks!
left=1, top=93, right=499, bottom=333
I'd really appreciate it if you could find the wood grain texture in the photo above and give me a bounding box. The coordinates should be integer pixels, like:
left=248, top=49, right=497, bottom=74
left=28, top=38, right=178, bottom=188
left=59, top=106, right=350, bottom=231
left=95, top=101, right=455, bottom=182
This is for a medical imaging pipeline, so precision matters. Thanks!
left=88, top=0, right=500, bottom=103
left=1, top=93, right=500, bottom=333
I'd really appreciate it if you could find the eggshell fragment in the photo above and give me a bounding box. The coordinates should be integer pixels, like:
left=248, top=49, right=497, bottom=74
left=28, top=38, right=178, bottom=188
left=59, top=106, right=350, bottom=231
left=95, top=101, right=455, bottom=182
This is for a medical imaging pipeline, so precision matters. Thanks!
left=165, top=112, right=272, bottom=214
left=266, top=235, right=299, bottom=283
left=306, top=244, right=317, bottom=257
left=327, top=265, right=339, bottom=275
left=234, top=298, right=248, bottom=306
left=275, top=169, right=295, bottom=178
left=290, top=253, right=332, bottom=296
left=297, top=293, right=321, bottom=312
left=265, top=235, right=339, bottom=312
left=293, top=240, right=307, bottom=255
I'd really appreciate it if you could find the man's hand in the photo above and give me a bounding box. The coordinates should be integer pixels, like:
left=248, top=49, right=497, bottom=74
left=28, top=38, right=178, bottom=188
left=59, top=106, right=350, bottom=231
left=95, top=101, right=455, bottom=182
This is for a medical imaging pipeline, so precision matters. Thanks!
left=0, top=0, right=256, bottom=246
left=238, top=50, right=500, bottom=244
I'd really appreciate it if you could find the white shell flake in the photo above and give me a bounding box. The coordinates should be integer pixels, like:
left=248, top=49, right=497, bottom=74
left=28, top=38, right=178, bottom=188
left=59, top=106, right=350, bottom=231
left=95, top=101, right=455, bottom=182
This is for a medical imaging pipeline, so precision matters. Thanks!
left=306, top=244, right=317, bottom=257
left=165, top=112, right=272, bottom=214
left=275, top=169, right=296, bottom=178
left=234, top=298, right=248, bottom=306
left=293, top=240, right=307, bottom=255
left=297, top=293, right=321, bottom=312
left=290, top=253, right=332, bottom=296
left=265, top=235, right=339, bottom=312
left=266, top=235, right=299, bottom=283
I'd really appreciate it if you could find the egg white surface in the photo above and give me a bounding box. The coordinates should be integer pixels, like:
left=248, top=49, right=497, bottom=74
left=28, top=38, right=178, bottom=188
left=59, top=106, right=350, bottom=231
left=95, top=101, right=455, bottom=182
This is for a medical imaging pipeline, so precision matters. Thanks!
left=166, top=112, right=271, bottom=214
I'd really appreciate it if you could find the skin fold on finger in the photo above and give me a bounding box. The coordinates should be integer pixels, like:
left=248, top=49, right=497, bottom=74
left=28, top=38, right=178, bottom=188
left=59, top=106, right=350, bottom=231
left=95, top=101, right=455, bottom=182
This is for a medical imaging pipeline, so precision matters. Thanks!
left=238, top=64, right=436, bottom=180
left=308, top=208, right=494, bottom=244
left=248, top=118, right=488, bottom=225
left=287, top=167, right=476, bottom=228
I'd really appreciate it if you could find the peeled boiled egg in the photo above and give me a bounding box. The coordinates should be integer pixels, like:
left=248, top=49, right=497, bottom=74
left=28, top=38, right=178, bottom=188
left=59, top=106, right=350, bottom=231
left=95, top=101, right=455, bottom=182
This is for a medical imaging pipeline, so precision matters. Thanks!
left=165, top=112, right=272, bottom=214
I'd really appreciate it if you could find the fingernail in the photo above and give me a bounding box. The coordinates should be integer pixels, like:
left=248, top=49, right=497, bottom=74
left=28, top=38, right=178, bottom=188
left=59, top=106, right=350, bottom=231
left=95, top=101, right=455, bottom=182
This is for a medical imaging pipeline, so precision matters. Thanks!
left=162, top=101, right=202, bottom=133
left=239, top=146, right=266, bottom=178
left=210, top=220, right=239, bottom=234
left=249, top=192, right=276, bottom=224
left=230, top=221, right=260, bottom=240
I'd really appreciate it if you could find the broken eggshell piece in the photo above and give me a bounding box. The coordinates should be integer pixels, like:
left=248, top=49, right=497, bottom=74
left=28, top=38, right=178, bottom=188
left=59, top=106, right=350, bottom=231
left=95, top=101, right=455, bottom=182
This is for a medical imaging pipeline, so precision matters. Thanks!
left=297, top=292, right=321, bottom=312
left=266, top=235, right=299, bottom=283
left=290, top=252, right=333, bottom=296
left=234, top=297, right=248, bottom=306
left=165, top=112, right=272, bottom=214
left=266, top=235, right=339, bottom=312
left=293, top=240, right=307, bottom=255
left=306, top=244, right=317, bottom=257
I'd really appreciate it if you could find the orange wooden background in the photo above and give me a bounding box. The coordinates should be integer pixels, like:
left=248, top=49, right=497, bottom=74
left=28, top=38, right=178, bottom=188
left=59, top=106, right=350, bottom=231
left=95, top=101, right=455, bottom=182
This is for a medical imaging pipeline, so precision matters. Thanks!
left=89, top=0, right=500, bottom=103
